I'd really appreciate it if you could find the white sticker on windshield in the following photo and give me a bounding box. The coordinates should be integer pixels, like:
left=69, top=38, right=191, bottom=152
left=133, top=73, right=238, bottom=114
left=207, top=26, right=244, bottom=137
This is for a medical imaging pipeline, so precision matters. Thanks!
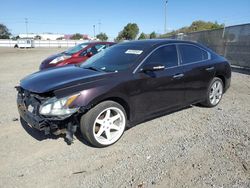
left=125, top=49, right=143, bottom=55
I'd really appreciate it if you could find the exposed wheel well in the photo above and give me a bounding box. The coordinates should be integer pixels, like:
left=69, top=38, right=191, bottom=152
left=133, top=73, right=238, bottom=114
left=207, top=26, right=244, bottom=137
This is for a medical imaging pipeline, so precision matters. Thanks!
left=99, top=97, right=130, bottom=121
left=215, top=75, right=226, bottom=89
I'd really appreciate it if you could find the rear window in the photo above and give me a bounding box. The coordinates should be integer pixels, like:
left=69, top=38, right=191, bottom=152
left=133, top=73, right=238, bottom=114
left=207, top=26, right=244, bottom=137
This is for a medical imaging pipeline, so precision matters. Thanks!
left=179, top=44, right=208, bottom=65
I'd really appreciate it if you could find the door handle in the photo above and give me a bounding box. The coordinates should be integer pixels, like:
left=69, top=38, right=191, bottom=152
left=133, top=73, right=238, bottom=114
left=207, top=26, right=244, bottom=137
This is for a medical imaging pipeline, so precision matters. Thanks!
left=173, top=73, right=184, bottom=79
left=205, top=67, right=215, bottom=71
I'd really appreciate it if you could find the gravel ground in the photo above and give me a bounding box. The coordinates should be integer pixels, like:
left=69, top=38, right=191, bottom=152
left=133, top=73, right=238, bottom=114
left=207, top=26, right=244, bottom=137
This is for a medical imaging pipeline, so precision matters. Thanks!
left=0, top=48, right=249, bottom=188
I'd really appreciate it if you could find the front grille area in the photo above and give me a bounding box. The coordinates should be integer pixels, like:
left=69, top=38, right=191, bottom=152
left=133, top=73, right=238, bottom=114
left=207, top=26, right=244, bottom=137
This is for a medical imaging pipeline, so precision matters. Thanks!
left=16, top=86, right=75, bottom=135
left=16, top=87, right=45, bottom=115
left=16, top=86, right=50, bottom=131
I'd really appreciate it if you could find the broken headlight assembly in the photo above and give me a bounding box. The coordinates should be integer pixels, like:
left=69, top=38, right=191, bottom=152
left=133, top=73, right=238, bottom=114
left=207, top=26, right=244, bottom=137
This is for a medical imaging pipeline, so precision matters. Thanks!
left=39, top=94, right=80, bottom=116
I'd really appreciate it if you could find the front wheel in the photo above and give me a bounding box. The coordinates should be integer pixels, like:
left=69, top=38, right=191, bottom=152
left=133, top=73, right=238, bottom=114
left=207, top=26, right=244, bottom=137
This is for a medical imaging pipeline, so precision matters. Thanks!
left=80, top=101, right=127, bottom=147
left=201, top=77, right=224, bottom=107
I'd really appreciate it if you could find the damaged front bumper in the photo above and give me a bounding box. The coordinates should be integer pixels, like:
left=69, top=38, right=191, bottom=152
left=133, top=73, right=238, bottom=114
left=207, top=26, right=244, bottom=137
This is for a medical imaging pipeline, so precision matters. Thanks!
left=16, top=87, right=80, bottom=143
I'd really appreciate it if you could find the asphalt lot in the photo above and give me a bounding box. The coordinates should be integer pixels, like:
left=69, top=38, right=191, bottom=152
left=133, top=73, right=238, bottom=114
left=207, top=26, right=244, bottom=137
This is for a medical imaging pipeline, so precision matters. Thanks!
left=0, top=47, right=249, bottom=188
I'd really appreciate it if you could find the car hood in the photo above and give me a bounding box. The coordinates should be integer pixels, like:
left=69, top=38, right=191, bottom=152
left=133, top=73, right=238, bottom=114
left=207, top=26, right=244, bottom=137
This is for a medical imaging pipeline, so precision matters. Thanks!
left=20, top=65, right=108, bottom=93
left=40, top=53, right=65, bottom=69
left=43, top=53, right=63, bottom=62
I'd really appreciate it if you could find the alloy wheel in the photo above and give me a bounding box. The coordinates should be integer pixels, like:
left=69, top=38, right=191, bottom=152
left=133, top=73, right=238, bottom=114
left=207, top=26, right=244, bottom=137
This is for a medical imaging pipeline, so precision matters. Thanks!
left=209, top=80, right=223, bottom=105
left=93, top=107, right=126, bottom=145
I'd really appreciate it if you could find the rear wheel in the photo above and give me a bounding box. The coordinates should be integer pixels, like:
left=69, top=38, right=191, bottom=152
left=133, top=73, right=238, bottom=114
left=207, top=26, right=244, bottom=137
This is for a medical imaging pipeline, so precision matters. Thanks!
left=80, top=101, right=127, bottom=147
left=201, top=77, right=224, bottom=107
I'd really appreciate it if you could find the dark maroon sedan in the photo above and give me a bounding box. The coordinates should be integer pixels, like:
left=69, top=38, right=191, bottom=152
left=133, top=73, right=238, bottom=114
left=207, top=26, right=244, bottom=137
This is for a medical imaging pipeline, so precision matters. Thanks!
left=17, top=39, right=231, bottom=147
left=39, top=41, right=115, bottom=70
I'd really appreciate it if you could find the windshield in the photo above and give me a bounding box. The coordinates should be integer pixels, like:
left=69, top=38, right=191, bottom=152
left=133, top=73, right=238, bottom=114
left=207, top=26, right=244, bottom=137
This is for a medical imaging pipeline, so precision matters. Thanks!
left=64, top=43, right=88, bottom=55
left=80, top=45, right=145, bottom=72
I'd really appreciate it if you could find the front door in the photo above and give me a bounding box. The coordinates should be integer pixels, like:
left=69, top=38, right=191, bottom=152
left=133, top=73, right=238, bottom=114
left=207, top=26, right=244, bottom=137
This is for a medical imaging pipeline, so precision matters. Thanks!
left=131, top=44, right=185, bottom=120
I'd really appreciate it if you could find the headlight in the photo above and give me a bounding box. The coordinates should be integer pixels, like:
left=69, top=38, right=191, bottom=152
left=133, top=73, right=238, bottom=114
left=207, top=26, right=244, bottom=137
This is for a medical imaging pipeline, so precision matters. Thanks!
left=39, top=94, right=80, bottom=116
left=49, top=55, right=71, bottom=64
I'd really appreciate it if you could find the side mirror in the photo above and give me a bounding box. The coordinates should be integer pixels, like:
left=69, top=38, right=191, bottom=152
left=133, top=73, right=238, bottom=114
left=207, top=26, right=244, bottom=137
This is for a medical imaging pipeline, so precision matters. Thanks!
left=87, top=52, right=93, bottom=57
left=141, top=63, right=165, bottom=72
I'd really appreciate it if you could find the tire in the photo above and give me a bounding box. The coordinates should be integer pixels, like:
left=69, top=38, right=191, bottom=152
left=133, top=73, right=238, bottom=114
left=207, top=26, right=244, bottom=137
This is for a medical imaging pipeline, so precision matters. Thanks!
left=201, top=77, right=224, bottom=107
left=80, top=101, right=127, bottom=147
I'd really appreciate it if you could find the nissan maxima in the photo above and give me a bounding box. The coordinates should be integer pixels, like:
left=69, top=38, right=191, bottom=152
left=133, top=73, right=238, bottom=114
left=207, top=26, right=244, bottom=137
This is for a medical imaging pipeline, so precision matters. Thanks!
left=16, top=39, right=231, bottom=147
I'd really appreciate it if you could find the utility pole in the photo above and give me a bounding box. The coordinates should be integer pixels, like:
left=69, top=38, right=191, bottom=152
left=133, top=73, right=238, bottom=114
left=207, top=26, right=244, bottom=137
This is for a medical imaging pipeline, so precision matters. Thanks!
left=222, top=21, right=226, bottom=39
left=98, top=20, right=101, bottom=34
left=25, top=18, right=28, bottom=38
left=164, top=0, right=168, bottom=33
left=93, top=25, right=96, bottom=39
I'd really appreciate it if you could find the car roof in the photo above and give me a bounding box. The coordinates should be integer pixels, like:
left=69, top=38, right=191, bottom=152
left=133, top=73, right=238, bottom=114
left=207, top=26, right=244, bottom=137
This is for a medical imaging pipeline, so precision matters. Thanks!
left=118, top=39, right=199, bottom=47
left=80, top=41, right=115, bottom=45
left=116, top=39, right=214, bottom=54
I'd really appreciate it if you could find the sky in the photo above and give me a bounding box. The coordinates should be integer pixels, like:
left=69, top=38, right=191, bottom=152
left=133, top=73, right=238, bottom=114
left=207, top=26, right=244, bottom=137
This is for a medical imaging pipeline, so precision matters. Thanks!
left=1, top=0, right=250, bottom=40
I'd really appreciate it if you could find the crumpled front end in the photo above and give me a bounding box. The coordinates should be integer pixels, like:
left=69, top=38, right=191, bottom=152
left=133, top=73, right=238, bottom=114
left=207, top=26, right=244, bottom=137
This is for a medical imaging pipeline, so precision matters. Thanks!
left=16, top=86, right=80, bottom=144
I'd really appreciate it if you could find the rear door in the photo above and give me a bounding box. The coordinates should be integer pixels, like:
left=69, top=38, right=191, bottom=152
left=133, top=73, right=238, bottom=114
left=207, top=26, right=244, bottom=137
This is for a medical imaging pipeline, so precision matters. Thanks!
left=177, top=44, right=215, bottom=104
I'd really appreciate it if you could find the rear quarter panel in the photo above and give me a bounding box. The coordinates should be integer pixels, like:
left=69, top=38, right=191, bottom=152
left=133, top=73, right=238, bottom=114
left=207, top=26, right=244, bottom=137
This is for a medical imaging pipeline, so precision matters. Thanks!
left=213, top=56, right=231, bottom=91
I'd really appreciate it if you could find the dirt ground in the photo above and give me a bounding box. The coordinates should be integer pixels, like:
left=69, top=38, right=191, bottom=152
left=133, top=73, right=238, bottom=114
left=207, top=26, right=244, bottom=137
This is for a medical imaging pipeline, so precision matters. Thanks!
left=0, top=47, right=249, bottom=188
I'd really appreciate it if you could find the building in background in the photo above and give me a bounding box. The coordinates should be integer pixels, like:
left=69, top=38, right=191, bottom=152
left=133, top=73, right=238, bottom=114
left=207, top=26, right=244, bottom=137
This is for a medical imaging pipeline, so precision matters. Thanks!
left=18, top=33, right=92, bottom=40
left=64, top=34, right=92, bottom=40
left=18, top=33, right=64, bottom=40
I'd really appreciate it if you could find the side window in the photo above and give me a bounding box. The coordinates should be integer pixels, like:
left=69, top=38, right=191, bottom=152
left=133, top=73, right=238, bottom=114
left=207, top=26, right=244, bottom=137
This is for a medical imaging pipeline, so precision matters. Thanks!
left=145, top=45, right=178, bottom=68
left=179, top=44, right=208, bottom=65
left=80, top=45, right=106, bottom=56
left=79, top=49, right=89, bottom=56
left=95, top=44, right=106, bottom=52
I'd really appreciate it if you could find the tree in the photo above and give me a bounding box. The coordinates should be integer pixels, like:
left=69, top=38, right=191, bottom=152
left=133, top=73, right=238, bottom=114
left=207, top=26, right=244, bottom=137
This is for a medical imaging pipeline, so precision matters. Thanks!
left=96, top=32, right=108, bottom=41
left=34, top=35, right=41, bottom=40
left=116, top=23, right=139, bottom=41
left=56, top=37, right=64, bottom=40
left=114, top=32, right=124, bottom=42
left=0, top=23, right=11, bottom=39
left=149, top=32, right=157, bottom=39
left=12, top=35, right=20, bottom=40
left=138, top=32, right=147, bottom=40
left=70, top=33, right=83, bottom=40
left=161, top=20, right=224, bottom=38
left=188, top=20, right=224, bottom=32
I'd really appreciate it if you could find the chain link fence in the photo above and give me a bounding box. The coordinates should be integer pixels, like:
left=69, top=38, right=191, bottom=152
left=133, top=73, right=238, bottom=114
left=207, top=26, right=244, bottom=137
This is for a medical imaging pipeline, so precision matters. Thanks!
left=168, top=23, right=250, bottom=69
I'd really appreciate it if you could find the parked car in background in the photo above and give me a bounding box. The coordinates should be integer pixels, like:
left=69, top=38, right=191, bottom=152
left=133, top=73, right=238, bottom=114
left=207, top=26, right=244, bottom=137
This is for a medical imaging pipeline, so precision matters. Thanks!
left=14, top=39, right=35, bottom=48
left=39, top=42, right=115, bottom=70
left=16, top=39, right=231, bottom=147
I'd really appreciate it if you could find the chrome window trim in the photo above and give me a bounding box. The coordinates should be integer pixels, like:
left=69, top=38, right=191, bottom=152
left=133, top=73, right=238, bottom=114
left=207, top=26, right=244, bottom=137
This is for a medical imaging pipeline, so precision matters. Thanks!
left=133, top=42, right=211, bottom=74
left=133, top=43, right=174, bottom=73
left=176, top=43, right=211, bottom=65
